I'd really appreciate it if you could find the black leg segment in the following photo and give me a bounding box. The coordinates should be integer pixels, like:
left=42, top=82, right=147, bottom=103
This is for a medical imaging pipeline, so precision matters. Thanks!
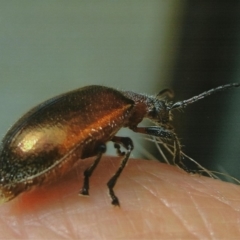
left=131, top=126, right=181, bottom=165
left=108, top=136, right=134, bottom=206
left=80, top=144, right=106, bottom=196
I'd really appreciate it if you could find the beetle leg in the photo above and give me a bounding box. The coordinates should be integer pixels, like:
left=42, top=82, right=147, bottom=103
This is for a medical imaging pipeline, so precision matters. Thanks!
left=108, top=136, right=133, bottom=206
left=114, top=143, right=125, bottom=156
left=80, top=144, right=106, bottom=196
left=131, top=126, right=181, bottom=166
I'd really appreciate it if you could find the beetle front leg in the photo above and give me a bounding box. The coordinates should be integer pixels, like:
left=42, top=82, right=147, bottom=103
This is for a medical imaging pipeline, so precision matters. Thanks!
left=131, top=126, right=181, bottom=165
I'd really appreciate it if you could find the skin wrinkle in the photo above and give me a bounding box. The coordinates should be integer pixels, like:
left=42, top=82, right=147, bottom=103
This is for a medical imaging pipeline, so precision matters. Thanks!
left=60, top=200, right=76, bottom=239
left=131, top=218, right=152, bottom=238
left=37, top=207, right=60, bottom=219
left=136, top=166, right=189, bottom=201
left=189, top=193, right=217, bottom=238
left=137, top=160, right=183, bottom=182
left=69, top=205, right=110, bottom=238
left=182, top=191, right=211, bottom=239
left=28, top=204, right=71, bottom=239
left=136, top=163, right=192, bottom=200
left=186, top=181, right=240, bottom=237
left=23, top=216, right=41, bottom=239
left=75, top=222, right=96, bottom=239
left=166, top=186, right=223, bottom=239
left=62, top=197, right=79, bottom=235
left=108, top=215, right=127, bottom=239
left=129, top=175, right=197, bottom=238
left=164, top=171, right=240, bottom=236
left=0, top=218, right=21, bottom=239
left=1, top=157, right=240, bottom=239
left=119, top=210, right=154, bottom=239
left=125, top=214, right=138, bottom=236
left=47, top=222, right=72, bottom=239
left=41, top=214, right=71, bottom=239
left=153, top=166, right=240, bottom=213
left=186, top=176, right=240, bottom=212
left=130, top=206, right=154, bottom=236
left=14, top=211, right=22, bottom=233
left=156, top=199, right=196, bottom=238
left=130, top=177, right=161, bottom=202
left=211, top=188, right=240, bottom=211
left=134, top=163, right=240, bottom=238
left=7, top=210, right=28, bottom=238
left=3, top=216, right=18, bottom=234
left=181, top=179, right=222, bottom=200
left=100, top=213, right=125, bottom=239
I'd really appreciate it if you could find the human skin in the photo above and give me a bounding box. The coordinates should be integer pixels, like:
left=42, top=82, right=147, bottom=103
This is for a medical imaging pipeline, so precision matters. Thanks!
left=0, top=156, right=240, bottom=239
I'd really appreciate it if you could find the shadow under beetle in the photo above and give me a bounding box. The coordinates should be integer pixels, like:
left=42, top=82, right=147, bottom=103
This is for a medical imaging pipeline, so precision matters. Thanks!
left=0, top=83, right=239, bottom=206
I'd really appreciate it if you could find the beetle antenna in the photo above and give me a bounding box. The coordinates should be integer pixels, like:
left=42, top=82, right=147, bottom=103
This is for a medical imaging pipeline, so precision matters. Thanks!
left=170, top=83, right=240, bottom=110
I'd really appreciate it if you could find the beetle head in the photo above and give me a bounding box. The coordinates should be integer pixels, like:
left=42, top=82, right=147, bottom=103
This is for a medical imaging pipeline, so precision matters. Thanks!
left=146, top=98, right=172, bottom=126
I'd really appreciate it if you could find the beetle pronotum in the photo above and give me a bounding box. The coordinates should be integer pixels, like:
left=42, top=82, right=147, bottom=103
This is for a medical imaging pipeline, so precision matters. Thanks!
left=0, top=83, right=239, bottom=206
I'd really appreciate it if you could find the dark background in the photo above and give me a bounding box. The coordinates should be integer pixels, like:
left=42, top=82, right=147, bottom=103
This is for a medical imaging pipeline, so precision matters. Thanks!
left=170, top=2, right=240, bottom=180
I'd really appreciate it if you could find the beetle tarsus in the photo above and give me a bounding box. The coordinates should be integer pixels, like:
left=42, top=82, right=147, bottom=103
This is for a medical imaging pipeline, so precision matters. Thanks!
left=109, top=189, right=120, bottom=206
left=80, top=187, right=89, bottom=196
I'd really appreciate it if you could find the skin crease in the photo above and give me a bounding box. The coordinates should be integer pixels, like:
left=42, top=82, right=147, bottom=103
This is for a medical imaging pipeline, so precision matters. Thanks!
left=0, top=156, right=240, bottom=239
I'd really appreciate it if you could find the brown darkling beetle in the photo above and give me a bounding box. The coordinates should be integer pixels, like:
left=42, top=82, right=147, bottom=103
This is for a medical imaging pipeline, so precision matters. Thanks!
left=0, top=84, right=239, bottom=206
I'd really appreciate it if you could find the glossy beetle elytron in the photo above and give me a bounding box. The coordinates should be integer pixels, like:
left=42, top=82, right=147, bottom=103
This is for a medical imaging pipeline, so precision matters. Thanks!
left=0, top=84, right=239, bottom=206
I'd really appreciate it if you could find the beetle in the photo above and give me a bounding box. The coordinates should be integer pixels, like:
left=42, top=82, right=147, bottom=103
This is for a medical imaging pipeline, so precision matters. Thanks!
left=0, top=84, right=239, bottom=206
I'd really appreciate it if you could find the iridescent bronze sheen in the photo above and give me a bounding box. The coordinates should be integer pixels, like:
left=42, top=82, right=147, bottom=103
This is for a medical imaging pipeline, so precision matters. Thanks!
left=0, top=84, right=239, bottom=205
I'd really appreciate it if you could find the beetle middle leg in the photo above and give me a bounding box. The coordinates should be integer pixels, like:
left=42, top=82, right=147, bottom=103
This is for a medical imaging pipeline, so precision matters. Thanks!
left=80, top=144, right=106, bottom=196
left=108, top=136, right=134, bottom=206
